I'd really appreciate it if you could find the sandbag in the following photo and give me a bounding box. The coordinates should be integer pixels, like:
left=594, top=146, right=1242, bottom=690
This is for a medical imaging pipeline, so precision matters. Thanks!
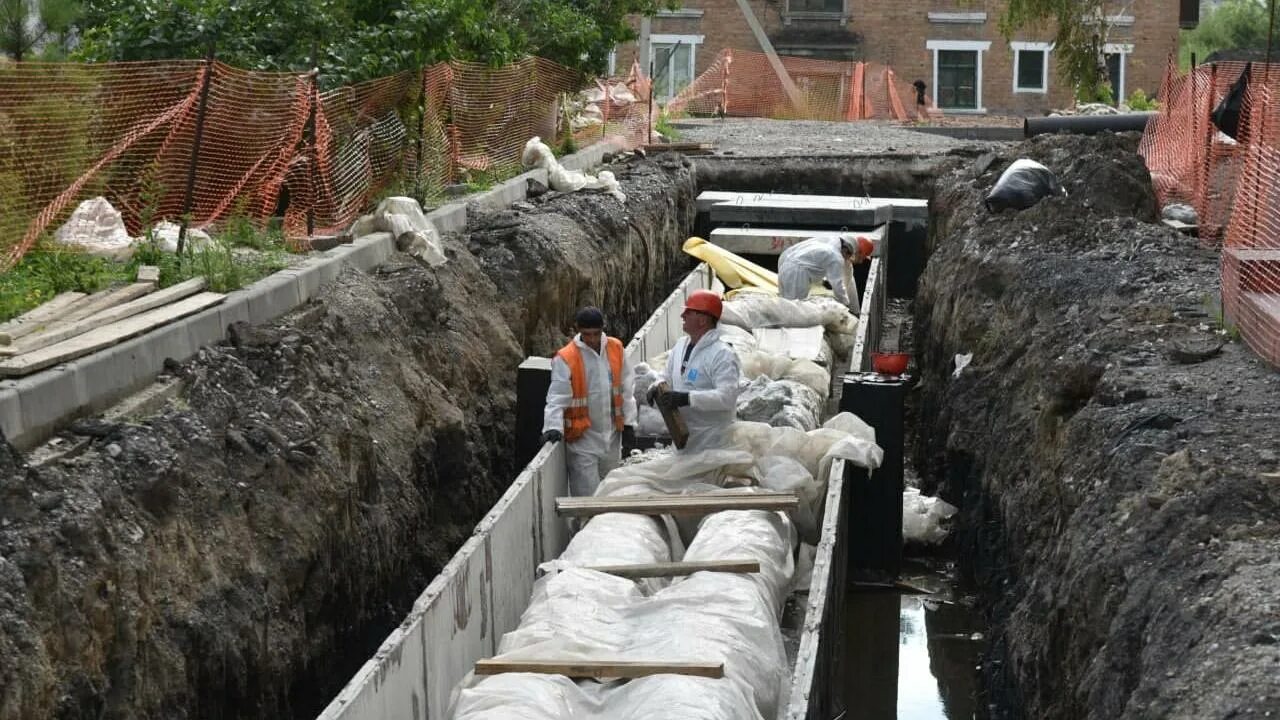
left=736, top=377, right=824, bottom=431
left=902, top=488, right=959, bottom=545
left=984, top=159, right=1067, bottom=213
left=522, top=136, right=626, bottom=202
left=721, top=293, right=856, bottom=335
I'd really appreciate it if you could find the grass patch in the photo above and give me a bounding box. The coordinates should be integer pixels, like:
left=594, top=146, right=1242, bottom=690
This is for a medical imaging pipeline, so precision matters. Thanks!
left=1, top=222, right=292, bottom=323
left=655, top=109, right=682, bottom=141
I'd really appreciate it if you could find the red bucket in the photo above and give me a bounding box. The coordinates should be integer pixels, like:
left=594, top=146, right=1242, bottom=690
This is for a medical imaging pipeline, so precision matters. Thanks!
left=871, top=351, right=910, bottom=376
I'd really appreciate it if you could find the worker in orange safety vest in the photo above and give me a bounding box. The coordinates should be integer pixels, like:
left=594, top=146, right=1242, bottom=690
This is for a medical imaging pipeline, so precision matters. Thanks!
left=541, top=307, right=637, bottom=496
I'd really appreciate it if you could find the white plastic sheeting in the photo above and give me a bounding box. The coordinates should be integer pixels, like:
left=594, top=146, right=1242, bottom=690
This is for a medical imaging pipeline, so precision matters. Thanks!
left=902, top=488, right=959, bottom=545
left=720, top=293, right=857, bottom=335
left=522, top=137, right=625, bottom=202
left=736, top=377, right=825, bottom=431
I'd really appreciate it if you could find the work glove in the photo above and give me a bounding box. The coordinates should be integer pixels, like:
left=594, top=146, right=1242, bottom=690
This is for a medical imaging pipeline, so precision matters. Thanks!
left=622, top=425, right=637, bottom=450
left=658, top=391, right=690, bottom=411
left=540, top=429, right=563, bottom=445
left=645, top=384, right=662, bottom=407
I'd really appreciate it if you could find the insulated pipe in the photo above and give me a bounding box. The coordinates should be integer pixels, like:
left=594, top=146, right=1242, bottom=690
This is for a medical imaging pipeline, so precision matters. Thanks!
left=1023, top=112, right=1155, bottom=138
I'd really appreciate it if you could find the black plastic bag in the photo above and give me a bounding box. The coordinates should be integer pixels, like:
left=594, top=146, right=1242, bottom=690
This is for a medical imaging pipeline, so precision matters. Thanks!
left=984, top=159, right=1068, bottom=213
left=1211, top=62, right=1251, bottom=141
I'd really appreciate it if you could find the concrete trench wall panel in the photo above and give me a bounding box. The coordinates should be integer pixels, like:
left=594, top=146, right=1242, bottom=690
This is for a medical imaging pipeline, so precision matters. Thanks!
left=0, top=384, right=23, bottom=443
left=318, top=443, right=569, bottom=720
left=15, top=366, right=88, bottom=442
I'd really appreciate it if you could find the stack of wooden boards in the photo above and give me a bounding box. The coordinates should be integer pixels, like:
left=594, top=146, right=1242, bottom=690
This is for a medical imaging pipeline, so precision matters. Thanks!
left=0, top=268, right=225, bottom=377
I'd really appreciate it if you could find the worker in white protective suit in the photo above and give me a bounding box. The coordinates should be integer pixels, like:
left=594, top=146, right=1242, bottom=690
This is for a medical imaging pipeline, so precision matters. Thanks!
left=646, top=290, right=743, bottom=453
left=777, top=234, right=874, bottom=312
left=541, top=307, right=638, bottom=497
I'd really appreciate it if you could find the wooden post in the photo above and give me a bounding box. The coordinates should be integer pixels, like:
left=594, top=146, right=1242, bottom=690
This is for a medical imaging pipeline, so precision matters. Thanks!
left=177, top=45, right=216, bottom=256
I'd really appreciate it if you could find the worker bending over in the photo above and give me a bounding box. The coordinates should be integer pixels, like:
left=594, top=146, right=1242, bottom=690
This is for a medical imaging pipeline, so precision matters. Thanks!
left=777, top=234, right=874, bottom=311
left=647, top=290, right=742, bottom=453
left=541, top=307, right=637, bottom=496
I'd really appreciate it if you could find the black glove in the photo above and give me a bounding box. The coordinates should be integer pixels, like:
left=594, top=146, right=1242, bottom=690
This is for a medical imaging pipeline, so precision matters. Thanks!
left=622, top=425, right=636, bottom=450
left=658, top=391, right=690, bottom=411
left=645, top=384, right=661, bottom=407
left=540, top=429, right=563, bottom=445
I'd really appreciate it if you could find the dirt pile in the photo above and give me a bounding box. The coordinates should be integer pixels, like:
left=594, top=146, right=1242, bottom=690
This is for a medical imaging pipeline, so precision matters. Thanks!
left=0, top=155, right=696, bottom=720
left=914, top=132, right=1280, bottom=719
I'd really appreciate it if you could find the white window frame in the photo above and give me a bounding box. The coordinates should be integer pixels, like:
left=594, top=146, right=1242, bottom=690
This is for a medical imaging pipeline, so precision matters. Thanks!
left=650, top=33, right=703, bottom=102
left=1011, top=41, right=1052, bottom=94
left=927, top=11, right=987, bottom=24
left=1104, top=42, right=1134, bottom=101
left=785, top=0, right=846, bottom=21
left=927, top=40, right=991, bottom=114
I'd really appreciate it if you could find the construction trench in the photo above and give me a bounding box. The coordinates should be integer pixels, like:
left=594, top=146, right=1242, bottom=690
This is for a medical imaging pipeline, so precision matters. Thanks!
left=1, top=131, right=1279, bottom=720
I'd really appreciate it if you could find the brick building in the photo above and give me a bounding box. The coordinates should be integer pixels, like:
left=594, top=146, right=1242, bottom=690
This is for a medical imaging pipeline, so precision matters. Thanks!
left=613, top=1, right=1187, bottom=115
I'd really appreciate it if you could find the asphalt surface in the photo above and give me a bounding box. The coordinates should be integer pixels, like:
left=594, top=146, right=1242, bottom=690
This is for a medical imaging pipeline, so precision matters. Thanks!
left=672, top=117, right=1009, bottom=157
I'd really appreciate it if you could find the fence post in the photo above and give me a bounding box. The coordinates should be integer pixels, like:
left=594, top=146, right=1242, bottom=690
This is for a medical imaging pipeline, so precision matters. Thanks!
left=305, top=69, right=319, bottom=238
left=177, top=45, right=216, bottom=256
left=415, top=71, right=427, bottom=204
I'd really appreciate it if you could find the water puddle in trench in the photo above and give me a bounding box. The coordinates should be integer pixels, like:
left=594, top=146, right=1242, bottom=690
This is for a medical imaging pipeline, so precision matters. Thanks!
left=844, top=556, right=989, bottom=720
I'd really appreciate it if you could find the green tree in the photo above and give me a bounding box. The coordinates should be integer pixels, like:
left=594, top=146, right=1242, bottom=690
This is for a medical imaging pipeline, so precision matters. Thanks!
left=1, top=0, right=81, bottom=60
left=73, top=0, right=674, bottom=85
left=999, top=0, right=1124, bottom=104
left=1180, top=0, right=1273, bottom=68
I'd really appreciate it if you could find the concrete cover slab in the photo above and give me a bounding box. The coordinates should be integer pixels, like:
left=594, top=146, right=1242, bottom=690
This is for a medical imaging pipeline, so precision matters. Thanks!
left=710, top=224, right=886, bottom=255
left=709, top=197, right=893, bottom=228
left=697, top=191, right=927, bottom=221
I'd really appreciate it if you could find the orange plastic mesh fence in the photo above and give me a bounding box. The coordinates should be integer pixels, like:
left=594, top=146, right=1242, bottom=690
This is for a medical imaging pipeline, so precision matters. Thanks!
left=1221, top=80, right=1280, bottom=368
left=1139, top=59, right=1263, bottom=245
left=667, top=48, right=934, bottom=122
left=0, top=56, right=649, bottom=267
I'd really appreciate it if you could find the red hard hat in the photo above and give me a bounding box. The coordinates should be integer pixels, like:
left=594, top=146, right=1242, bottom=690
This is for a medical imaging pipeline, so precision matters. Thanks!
left=684, top=289, right=723, bottom=320
left=856, top=236, right=875, bottom=259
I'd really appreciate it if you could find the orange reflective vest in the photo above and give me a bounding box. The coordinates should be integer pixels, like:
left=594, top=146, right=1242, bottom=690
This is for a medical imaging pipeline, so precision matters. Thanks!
left=556, top=336, right=625, bottom=442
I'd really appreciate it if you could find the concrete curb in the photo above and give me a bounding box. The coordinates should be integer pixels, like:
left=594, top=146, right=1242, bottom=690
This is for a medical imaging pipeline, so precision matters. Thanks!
left=0, top=140, right=627, bottom=450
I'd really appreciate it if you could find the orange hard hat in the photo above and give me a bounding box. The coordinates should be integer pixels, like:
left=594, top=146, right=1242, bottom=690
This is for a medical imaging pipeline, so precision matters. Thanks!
left=684, top=289, right=723, bottom=320
left=855, top=236, right=875, bottom=259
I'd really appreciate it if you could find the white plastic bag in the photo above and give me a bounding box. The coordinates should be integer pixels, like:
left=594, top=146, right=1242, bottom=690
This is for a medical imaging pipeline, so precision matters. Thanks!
left=984, top=158, right=1067, bottom=213
left=522, top=136, right=626, bottom=202
left=902, top=488, right=959, bottom=545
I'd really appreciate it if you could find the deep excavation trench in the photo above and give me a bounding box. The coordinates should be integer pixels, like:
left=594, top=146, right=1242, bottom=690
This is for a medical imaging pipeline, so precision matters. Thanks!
left=0, top=155, right=698, bottom=720
left=700, top=134, right=1280, bottom=720
left=3, top=133, right=1278, bottom=720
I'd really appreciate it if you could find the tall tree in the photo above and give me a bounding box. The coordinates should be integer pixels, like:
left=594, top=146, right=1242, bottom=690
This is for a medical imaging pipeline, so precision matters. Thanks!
left=1180, top=0, right=1272, bottom=67
left=1, top=0, right=80, bottom=60
left=999, top=0, right=1133, bottom=102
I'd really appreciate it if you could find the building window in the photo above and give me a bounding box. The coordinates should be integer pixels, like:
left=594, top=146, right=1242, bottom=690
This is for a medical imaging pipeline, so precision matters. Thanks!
left=788, top=0, right=843, bottom=13
left=1012, top=41, right=1052, bottom=94
left=1104, top=43, right=1133, bottom=104
left=650, top=34, right=703, bottom=102
left=927, top=40, right=990, bottom=113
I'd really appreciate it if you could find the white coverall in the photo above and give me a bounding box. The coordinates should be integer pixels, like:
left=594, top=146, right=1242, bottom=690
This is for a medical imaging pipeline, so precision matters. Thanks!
left=777, top=236, right=856, bottom=310
left=542, top=333, right=638, bottom=497
left=660, top=327, right=743, bottom=453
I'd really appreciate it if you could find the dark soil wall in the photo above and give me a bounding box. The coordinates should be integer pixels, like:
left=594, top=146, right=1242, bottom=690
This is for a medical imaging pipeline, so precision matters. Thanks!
left=0, top=155, right=697, bottom=720
left=913, top=132, right=1280, bottom=719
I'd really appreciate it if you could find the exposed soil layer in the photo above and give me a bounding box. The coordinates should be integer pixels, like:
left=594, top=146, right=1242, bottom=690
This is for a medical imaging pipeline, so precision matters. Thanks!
left=0, top=155, right=697, bottom=720
left=914, top=132, right=1280, bottom=719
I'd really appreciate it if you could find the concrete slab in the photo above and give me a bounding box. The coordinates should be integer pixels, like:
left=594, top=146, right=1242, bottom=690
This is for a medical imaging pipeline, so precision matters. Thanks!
left=218, top=295, right=251, bottom=332
left=468, top=169, right=540, bottom=212
left=243, top=272, right=303, bottom=326
left=709, top=224, right=886, bottom=255
left=15, top=365, right=88, bottom=445
left=282, top=259, right=328, bottom=302
left=0, top=382, right=23, bottom=445
left=427, top=202, right=468, bottom=235
left=345, top=233, right=395, bottom=273
left=180, top=305, right=225, bottom=353
left=709, top=197, right=892, bottom=228
left=697, top=191, right=927, bottom=222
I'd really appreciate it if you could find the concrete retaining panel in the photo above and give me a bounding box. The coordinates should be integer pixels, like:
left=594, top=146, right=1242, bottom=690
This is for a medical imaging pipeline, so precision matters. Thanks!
left=317, top=442, right=569, bottom=720
left=0, top=384, right=23, bottom=443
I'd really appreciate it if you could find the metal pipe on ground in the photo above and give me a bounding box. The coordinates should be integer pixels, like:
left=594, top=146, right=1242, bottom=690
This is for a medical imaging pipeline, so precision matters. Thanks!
left=1023, top=112, right=1155, bottom=138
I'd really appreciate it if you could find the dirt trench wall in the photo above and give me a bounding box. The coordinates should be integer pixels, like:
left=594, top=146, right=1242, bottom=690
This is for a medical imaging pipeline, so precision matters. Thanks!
left=0, top=155, right=697, bottom=720
left=913, top=133, right=1280, bottom=719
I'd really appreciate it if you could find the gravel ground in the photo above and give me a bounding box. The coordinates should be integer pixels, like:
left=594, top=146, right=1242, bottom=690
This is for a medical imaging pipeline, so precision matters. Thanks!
left=672, top=117, right=1008, bottom=156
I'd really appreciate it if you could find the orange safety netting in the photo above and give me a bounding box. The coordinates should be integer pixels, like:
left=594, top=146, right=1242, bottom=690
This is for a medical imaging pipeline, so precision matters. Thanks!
left=666, top=48, right=934, bottom=122
left=0, top=56, right=651, bottom=267
left=1220, top=80, right=1280, bottom=368
left=1140, top=59, right=1280, bottom=368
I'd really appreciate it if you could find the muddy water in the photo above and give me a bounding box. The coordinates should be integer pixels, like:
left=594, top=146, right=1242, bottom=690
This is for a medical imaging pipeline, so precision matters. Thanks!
left=843, top=557, right=988, bottom=720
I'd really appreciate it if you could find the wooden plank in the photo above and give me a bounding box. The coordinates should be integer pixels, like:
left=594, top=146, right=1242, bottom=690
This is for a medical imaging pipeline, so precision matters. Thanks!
left=0, top=292, right=224, bottom=377
left=61, top=282, right=157, bottom=324
left=3, top=278, right=208, bottom=357
left=0, top=292, right=88, bottom=344
left=556, top=492, right=799, bottom=517
left=474, top=659, right=724, bottom=679
left=583, top=559, right=761, bottom=578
